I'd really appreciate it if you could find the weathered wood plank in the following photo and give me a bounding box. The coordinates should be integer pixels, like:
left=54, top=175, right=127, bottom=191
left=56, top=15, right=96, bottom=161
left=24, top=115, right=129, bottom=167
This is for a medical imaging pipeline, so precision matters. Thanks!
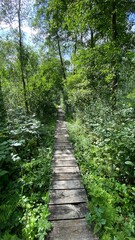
left=54, top=154, right=74, bottom=158
left=47, top=219, right=98, bottom=240
left=52, top=160, right=77, bottom=167
left=55, top=144, right=72, bottom=148
left=55, top=130, right=67, bottom=133
left=54, top=146, right=73, bottom=150
left=56, top=127, right=66, bottom=130
left=58, top=114, right=64, bottom=116
left=55, top=131, right=67, bottom=135
left=53, top=153, right=75, bottom=158
left=58, top=115, right=64, bottom=117
left=57, top=122, right=66, bottom=125
left=53, top=157, right=76, bottom=162
left=55, top=138, right=69, bottom=142
left=53, top=166, right=79, bottom=173
left=55, top=134, right=67, bottom=137
left=54, top=153, right=74, bottom=157
left=48, top=203, right=88, bottom=220
left=55, top=139, right=69, bottom=142
left=55, top=140, right=70, bottom=143
left=52, top=173, right=81, bottom=181
left=55, top=126, right=67, bottom=130
left=55, top=133, right=69, bottom=137
left=54, top=149, right=73, bottom=154
left=50, top=180, right=84, bottom=190
left=49, top=189, right=88, bottom=204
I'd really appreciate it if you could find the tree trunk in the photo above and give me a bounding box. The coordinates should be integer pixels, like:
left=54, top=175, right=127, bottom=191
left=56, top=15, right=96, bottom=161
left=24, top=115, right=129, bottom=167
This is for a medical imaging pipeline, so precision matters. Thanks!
left=57, top=33, right=66, bottom=80
left=112, top=0, right=117, bottom=42
left=88, top=1, right=95, bottom=48
left=90, top=29, right=94, bottom=48
left=111, top=0, right=118, bottom=110
left=74, top=34, right=77, bottom=54
left=0, top=81, right=7, bottom=132
left=18, top=0, right=29, bottom=113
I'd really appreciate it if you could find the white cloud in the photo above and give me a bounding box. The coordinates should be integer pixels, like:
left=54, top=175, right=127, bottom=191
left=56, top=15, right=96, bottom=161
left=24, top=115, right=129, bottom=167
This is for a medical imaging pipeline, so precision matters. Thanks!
left=0, top=21, right=12, bottom=30
left=0, top=20, right=38, bottom=39
left=132, top=25, right=135, bottom=32
left=22, top=26, right=38, bottom=36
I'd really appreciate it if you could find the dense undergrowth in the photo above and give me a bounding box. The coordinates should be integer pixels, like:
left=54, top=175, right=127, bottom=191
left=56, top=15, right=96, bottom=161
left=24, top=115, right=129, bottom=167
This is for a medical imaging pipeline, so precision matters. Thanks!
left=67, top=102, right=135, bottom=240
left=0, top=108, right=56, bottom=240
left=1, top=1, right=135, bottom=239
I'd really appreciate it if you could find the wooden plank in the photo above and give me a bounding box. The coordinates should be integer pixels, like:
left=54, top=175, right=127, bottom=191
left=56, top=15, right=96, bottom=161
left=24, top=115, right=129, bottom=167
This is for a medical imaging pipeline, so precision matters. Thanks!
left=52, top=160, right=77, bottom=167
left=55, top=140, right=70, bottom=143
left=53, top=157, right=76, bottom=162
left=55, top=133, right=67, bottom=136
left=54, top=149, right=73, bottom=154
left=47, top=219, right=98, bottom=240
left=58, top=114, right=64, bottom=116
left=56, top=132, right=67, bottom=135
left=48, top=203, right=88, bottom=220
left=55, top=133, right=69, bottom=137
left=58, top=113, right=64, bottom=116
left=55, top=129, right=67, bottom=133
left=55, top=138, right=68, bottom=141
left=54, top=154, right=74, bottom=159
left=58, top=120, right=66, bottom=123
left=54, top=143, right=72, bottom=147
left=54, top=146, right=73, bottom=150
left=54, top=147, right=72, bottom=150
left=52, top=173, right=81, bottom=181
left=49, top=189, right=88, bottom=204
left=54, top=147, right=73, bottom=151
left=50, top=180, right=84, bottom=190
left=53, top=166, right=79, bottom=173
left=55, top=138, right=69, bottom=142
left=56, top=125, right=66, bottom=128
left=57, top=126, right=66, bottom=129
left=56, top=131, right=67, bottom=134
left=54, top=144, right=72, bottom=148
left=54, top=152, right=74, bottom=155
left=56, top=127, right=67, bottom=130
left=53, top=154, right=75, bottom=159
left=57, top=124, right=66, bottom=127
left=57, top=127, right=67, bottom=130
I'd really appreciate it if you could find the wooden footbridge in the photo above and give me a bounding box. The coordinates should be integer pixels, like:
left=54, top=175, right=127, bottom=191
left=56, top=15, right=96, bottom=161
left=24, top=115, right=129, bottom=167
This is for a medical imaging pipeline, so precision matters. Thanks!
left=47, top=107, right=98, bottom=240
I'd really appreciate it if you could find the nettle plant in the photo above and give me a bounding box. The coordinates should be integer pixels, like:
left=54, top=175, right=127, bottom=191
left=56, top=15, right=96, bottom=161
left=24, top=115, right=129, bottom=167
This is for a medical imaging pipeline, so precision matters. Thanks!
left=0, top=106, right=54, bottom=239
left=8, top=109, right=41, bottom=162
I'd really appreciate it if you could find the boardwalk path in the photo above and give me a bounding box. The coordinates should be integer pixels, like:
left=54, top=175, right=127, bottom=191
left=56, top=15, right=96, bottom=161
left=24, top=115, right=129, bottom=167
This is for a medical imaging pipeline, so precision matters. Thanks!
left=47, top=107, right=98, bottom=240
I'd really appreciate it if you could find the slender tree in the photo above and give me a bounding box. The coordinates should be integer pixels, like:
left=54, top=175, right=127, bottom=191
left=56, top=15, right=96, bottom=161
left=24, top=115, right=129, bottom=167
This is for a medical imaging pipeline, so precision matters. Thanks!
left=35, top=0, right=67, bottom=80
left=0, top=0, right=31, bottom=113
left=18, top=0, right=29, bottom=113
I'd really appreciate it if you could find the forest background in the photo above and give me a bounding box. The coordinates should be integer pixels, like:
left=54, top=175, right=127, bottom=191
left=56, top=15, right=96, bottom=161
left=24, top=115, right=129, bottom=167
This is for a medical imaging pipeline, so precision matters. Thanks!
left=0, top=0, right=135, bottom=239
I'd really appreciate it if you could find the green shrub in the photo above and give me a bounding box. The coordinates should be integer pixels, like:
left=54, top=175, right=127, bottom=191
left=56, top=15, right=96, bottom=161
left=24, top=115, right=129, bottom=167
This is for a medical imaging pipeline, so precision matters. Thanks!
left=67, top=108, right=135, bottom=239
left=0, top=110, right=56, bottom=239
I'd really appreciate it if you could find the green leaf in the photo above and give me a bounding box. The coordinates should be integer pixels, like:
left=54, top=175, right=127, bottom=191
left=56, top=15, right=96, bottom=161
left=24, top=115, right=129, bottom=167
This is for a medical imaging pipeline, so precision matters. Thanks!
left=0, top=169, right=8, bottom=176
left=125, top=161, right=134, bottom=166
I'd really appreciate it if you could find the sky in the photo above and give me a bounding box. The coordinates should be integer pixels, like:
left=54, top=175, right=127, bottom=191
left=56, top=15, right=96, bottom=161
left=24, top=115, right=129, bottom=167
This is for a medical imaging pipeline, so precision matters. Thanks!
left=0, top=21, right=38, bottom=36
left=129, top=13, right=135, bottom=31
left=0, top=4, right=135, bottom=45
left=0, top=0, right=37, bottom=45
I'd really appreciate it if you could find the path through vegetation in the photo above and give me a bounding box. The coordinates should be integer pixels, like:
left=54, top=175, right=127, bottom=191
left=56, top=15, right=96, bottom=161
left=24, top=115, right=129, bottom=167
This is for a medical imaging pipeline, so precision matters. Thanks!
left=47, top=107, right=98, bottom=240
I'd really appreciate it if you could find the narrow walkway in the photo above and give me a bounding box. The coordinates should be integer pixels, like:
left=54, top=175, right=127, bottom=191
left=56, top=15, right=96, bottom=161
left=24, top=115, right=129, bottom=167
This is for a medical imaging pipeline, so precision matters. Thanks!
left=47, top=107, right=98, bottom=240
